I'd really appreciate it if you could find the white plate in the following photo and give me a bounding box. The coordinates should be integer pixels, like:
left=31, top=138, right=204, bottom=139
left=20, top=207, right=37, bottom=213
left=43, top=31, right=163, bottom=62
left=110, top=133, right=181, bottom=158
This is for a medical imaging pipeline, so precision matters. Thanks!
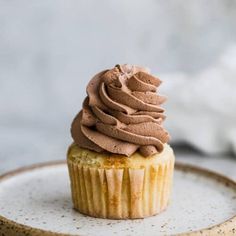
left=0, top=161, right=236, bottom=236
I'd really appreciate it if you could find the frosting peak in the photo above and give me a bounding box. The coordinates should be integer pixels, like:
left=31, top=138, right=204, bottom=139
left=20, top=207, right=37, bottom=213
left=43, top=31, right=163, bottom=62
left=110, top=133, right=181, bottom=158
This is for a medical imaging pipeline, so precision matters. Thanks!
left=71, top=64, right=170, bottom=157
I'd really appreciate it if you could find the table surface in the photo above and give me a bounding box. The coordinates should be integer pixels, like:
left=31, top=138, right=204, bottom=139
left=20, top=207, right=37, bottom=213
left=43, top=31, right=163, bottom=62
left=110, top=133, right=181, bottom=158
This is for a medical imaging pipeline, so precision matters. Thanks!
left=176, top=151, right=236, bottom=181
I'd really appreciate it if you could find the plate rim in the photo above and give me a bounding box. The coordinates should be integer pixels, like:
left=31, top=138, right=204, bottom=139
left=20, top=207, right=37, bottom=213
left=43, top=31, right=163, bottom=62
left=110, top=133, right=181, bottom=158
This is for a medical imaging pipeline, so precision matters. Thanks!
left=0, top=160, right=235, bottom=236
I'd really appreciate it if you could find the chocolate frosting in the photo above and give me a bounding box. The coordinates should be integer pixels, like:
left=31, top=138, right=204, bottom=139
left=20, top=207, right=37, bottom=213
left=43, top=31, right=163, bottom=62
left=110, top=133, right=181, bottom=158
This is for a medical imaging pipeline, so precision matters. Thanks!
left=71, top=64, right=170, bottom=157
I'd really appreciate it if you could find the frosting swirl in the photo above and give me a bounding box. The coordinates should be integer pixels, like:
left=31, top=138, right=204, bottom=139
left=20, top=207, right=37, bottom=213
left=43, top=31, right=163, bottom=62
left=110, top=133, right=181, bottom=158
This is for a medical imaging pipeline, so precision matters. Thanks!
left=71, top=64, right=170, bottom=157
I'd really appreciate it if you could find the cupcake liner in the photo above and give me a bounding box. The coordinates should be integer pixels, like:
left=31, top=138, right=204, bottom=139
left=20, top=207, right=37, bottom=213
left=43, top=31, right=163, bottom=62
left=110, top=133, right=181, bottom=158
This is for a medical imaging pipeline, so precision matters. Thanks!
left=67, top=156, right=174, bottom=219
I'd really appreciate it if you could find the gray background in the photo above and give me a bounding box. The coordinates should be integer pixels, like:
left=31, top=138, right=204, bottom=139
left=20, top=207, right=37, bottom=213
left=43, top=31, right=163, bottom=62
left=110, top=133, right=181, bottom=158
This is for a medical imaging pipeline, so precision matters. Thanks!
left=1, top=0, right=236, bottom=175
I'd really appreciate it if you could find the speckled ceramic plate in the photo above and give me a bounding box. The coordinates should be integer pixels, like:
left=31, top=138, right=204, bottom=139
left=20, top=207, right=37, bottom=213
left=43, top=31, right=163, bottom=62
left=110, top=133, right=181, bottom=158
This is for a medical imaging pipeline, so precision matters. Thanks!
left=0, top=161, right=236, bottom=236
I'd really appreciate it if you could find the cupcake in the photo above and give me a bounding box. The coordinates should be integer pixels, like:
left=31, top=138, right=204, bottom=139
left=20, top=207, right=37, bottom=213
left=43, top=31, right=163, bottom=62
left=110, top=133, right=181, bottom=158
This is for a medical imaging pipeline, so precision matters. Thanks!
left=67, top=64, right=175, bottom=219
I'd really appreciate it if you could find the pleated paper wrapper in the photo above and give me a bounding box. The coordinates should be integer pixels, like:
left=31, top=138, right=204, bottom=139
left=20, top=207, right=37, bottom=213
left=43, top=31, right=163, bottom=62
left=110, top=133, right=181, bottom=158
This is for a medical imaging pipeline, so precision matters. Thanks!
left=67, top=155, right=174, bottom=219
